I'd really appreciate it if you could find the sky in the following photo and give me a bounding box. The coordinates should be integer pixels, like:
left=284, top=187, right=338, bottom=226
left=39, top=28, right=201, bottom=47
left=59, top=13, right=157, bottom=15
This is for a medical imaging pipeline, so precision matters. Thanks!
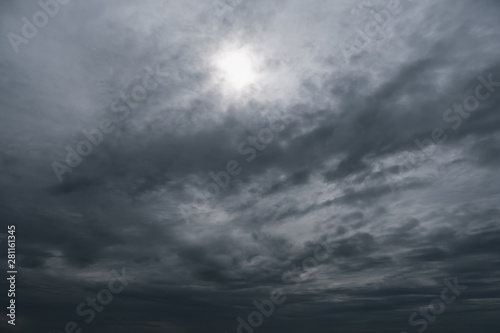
left=0, top=0, right=499, bottom=332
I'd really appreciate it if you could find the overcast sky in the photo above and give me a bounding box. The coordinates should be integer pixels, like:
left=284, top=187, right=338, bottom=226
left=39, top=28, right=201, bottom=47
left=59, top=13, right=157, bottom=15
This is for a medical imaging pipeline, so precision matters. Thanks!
left=1, top=0, right=500, bottom=332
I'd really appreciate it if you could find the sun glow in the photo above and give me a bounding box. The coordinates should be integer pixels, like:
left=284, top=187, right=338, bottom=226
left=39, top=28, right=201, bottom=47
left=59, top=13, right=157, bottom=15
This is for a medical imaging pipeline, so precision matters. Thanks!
left=215, top=48, right=257, bottom=90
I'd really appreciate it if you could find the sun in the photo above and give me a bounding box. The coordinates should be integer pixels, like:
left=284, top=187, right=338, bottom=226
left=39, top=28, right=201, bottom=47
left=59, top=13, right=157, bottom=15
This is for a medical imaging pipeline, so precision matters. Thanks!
left=215, top=48, right=257, bottom=90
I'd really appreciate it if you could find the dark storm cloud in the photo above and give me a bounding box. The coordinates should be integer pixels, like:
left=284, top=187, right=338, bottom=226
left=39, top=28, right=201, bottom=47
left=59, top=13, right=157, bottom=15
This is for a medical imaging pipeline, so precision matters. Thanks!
left=0, top=0, right=499, bottom=332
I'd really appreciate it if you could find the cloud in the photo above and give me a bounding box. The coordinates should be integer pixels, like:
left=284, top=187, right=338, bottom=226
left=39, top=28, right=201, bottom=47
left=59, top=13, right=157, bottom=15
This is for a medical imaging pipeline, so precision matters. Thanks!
left=0, top=0, right=499, bottom=332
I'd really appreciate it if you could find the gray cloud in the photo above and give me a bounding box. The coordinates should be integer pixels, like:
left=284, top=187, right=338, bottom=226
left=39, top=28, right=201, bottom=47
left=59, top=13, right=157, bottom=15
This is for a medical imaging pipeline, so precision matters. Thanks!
left=1, top=0, right=499, bottom=332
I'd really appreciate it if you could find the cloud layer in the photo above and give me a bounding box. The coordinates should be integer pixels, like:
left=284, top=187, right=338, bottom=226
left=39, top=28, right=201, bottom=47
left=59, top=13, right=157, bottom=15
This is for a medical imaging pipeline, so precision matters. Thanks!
left=0, top=0, right=499, bottom=332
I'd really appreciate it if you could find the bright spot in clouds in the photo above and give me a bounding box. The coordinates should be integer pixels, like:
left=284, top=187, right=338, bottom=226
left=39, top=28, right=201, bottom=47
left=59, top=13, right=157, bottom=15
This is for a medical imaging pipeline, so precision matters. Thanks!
left=215, top=48, right=257, bottom=90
